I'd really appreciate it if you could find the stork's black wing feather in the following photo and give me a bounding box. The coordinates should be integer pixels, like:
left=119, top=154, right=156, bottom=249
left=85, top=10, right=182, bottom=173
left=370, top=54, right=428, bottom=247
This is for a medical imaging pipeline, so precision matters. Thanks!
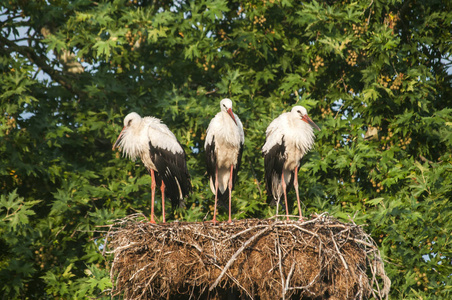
left=232, top=141, right=244, bottom=188
left=205, top=136, right=217, bottom=187
left=149, top=141, right=192, bottom=208
left=263, top=137, right=292, bottom=205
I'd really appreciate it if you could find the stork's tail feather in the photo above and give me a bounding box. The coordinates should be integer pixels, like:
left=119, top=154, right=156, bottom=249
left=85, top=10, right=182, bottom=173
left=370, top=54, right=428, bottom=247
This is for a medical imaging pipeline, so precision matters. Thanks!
left=268, top=196, right=278, bottom=207
left=172, top=196, right=186, bottom=209
left=216, top=190, right=229, bottom=209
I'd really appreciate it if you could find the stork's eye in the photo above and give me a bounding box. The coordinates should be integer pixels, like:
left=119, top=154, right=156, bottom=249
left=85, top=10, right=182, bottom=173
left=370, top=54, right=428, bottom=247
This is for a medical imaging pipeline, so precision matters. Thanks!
left=127, top=119, right=133, bottom=126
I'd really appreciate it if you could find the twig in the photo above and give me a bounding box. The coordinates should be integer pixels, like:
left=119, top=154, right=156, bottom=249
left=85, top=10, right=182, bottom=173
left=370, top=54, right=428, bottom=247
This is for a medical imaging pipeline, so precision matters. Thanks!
left=106, top=242, right=139, bottom=254
left=366, top=0, right=374, bottom=25
left=280, top=223, right=320, bottom=237
left=350, top=237, right=376, bottom=248
left=172, top=238, right=203, bottom=253
left=358, top=274, right=363, bottom=300
left=284, top=261, right=296, bottom=292
left=275, top=231, right=286, bottom=300
left=212, top=263, right=254, bottom=299
left=286, top=272, right=320, bottom=291
left=209, top=227, right=270, bottom=291
left=130, top=263, right=153, bottom=281
left=330, top=231, right=349, bottom=270
left=302, top=212, right=329, bottom=225
left=224, top=224, right=268, bottom=241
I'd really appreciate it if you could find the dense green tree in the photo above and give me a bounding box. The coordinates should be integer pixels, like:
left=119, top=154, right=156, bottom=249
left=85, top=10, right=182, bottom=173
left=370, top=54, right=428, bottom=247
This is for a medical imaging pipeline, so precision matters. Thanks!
left=1, top=0, right=451, bottom=298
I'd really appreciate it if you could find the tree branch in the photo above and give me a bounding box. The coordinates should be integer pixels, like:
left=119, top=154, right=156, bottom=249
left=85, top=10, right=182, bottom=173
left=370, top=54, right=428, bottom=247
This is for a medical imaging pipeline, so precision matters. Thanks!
left=0, top=34, right=84, bottom=97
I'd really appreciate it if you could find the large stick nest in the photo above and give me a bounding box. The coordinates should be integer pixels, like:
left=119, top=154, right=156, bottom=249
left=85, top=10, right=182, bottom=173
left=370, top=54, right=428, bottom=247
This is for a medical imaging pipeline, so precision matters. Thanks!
left=106, top=213, right=390, bottom=300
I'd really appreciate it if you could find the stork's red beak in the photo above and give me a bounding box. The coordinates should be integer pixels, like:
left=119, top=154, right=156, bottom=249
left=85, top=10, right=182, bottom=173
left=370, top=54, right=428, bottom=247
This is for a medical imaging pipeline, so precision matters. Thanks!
left=113, top=127, right=125, bottom=150
left=302, top=115, right=321, bottom=131
left=227, top=108, right=238, bottom=125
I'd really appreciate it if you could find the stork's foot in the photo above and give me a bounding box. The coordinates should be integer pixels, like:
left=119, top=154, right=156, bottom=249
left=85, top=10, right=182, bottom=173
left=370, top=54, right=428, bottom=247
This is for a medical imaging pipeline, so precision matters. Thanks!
left=205, top=218, right=218, bottom=225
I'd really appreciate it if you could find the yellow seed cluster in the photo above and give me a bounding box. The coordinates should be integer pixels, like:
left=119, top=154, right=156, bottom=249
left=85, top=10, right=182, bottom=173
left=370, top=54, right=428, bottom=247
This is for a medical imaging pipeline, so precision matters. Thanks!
left=195, top=58, right=215, bottom=71
left=202, top=62, right=214, bottom=71
left=380, top=127, right=392, bottom=150
left=34, top=246, right=58, bottom=269
left=384, top=12, right=400, bottom=32
left=390, top=73, right=404, bottom=90
left=320, top=106, right=332, bottom=118
left=262, top=0, right=277, bottom=6
left=413, top=267, right=429, bottom=291
left=378, top=233, right=387, bottom=243
left=125, top=30, right=146, bottom=50
left=253, top=15, right=266, bottom=26
left=370, top=178, right=382, bottom=193
left=311, top=55, right=324, bottom=72
left=351, top=23, right=367, bottom=37
left=5, top=115, right=16, bottom=135
left=378, top=75, right=392, bottom=88
left=380, top=127, right=412, bottom=151
left=399, top=136, right=412, bottom=150
left=125, top=30, right=134, bottom=46
left=218, top=29, right=226, bottom=39
left=346, top=49, right=358, bottom=66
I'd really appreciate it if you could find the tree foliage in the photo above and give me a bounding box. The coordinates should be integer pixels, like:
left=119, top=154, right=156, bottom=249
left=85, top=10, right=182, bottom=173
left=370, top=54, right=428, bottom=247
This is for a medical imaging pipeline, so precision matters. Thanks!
left=1, top=0, right=451, bottom=298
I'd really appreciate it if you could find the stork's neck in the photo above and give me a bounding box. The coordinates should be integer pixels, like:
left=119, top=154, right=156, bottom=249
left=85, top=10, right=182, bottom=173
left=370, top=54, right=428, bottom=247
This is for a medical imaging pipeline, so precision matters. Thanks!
left=220, top=110, right=235, bottom=126
left=119, top=121, right=149, bottom=160
left=217, top=111, right=240, bottom=145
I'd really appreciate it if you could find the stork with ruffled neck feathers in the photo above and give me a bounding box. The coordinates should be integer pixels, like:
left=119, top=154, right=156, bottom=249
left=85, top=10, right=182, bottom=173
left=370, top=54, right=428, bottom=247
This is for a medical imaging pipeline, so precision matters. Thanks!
left=113, top=112, right=191, bottom=223
left=262, top=106, right=320, bottom=220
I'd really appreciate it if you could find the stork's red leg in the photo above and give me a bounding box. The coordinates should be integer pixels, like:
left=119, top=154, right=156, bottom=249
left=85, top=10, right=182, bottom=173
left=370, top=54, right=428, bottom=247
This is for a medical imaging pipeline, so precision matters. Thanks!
left=161, top=181, right=166, bottom=223
left=227, top=165, right=233, bottom=223
left=294, top=167, right=303, bottom=221
left=150, top=169, right=156, bottom=224
left=281, top=172, right=290, bottom=221
left=213, top=167, right=219, bottom=224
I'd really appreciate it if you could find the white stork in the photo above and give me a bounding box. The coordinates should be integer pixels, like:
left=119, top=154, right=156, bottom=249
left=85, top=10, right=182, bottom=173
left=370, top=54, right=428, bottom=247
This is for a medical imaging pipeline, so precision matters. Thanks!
left=205, top=98, right=244, bottom=223
left=113, top=112, right=191, bottom=223
left=262, top=106, right=320, bottom=221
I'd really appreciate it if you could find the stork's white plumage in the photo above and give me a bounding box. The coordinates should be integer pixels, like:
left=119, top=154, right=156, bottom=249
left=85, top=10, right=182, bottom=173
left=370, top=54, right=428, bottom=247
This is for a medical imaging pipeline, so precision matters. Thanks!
left=113, top=112, right=191, bottom=223
left=262, top=106, right=320, bottom=220
left=205, top=98, right=244, bottom=223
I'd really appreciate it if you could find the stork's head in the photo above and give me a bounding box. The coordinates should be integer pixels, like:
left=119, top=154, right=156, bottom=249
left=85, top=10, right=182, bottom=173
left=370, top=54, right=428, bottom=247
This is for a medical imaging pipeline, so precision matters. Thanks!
left=123, top=112, right=141, bottom=128
left=220, top=98, right=237, bottom=125
left=113, top=112, right=142, bottom=150
left=292, top=106, right=321, bottom=131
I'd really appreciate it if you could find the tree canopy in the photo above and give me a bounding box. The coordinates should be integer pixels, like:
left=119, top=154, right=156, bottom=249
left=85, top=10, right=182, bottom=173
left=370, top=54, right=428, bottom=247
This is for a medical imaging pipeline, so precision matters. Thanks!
left=1, top=0, right=451, bottom=298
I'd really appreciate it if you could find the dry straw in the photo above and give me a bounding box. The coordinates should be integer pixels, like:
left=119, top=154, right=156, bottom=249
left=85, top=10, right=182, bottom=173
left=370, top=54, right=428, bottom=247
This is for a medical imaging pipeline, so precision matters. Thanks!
left=105, top=213, right=390, bottom=300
